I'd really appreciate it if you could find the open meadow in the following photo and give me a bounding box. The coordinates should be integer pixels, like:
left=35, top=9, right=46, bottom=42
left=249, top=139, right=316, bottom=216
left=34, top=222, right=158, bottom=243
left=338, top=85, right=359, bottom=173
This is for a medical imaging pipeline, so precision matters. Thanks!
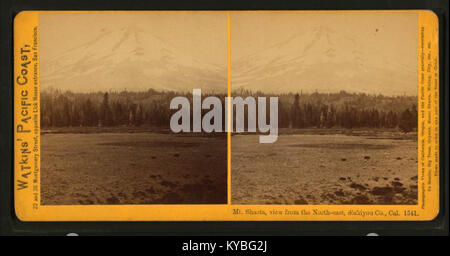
left=41, top=131, right=227, bottom=205
left=231, top=130, right=418, bottom=205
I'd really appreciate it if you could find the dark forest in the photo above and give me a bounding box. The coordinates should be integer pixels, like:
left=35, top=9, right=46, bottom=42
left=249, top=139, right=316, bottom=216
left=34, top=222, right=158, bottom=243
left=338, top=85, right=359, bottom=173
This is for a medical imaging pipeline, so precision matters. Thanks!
left=40, top=89, right=418, bottom=133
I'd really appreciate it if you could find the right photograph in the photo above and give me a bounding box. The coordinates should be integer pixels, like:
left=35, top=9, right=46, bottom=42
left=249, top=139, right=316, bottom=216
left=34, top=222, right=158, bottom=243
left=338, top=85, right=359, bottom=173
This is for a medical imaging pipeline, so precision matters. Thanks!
left=230, top=12, right=419, bottom=205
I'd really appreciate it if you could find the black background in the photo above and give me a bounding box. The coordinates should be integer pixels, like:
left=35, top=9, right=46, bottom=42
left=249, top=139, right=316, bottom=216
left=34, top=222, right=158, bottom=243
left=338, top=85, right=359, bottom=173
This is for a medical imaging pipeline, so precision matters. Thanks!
left=0, top=0, right=448, bottom=238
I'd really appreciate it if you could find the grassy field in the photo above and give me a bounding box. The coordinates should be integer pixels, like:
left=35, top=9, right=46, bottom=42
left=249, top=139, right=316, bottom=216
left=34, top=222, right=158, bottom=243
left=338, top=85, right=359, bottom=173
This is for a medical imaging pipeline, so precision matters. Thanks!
left=231, top=131, right=418, bottom=205
left=41, top=132, right=227, bottom=205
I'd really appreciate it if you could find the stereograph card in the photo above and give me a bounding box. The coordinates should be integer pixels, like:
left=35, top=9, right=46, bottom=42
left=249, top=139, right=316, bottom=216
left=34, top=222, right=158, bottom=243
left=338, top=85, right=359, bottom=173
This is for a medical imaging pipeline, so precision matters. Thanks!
left=13, top=10, right=440, bottom=221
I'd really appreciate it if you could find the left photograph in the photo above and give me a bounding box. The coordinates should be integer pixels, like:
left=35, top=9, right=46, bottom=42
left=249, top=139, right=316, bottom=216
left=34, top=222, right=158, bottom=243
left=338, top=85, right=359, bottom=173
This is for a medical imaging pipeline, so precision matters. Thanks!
left=39, top=13, right=228, bottom=205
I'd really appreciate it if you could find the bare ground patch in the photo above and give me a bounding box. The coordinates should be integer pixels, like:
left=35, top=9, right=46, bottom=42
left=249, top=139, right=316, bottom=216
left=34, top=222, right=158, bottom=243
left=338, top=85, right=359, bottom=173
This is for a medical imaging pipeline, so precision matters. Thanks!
left=232, top=133, right=417, bottom=205
left=41, top=133, right=227, bottom=205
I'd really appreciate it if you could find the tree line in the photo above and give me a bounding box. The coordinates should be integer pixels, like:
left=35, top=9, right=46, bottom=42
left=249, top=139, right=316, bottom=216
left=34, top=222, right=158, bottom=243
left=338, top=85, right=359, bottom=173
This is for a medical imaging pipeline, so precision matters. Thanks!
left=40, top=89, right=418, bottom=133
left=277, top=93, right=418, bottom=133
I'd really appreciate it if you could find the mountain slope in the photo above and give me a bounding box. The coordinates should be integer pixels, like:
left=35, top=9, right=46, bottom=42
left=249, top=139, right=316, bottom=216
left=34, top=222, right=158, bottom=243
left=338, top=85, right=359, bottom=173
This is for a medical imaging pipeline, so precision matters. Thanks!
left=231, top=26, right=416, bottom=95
left=41, top=25, right=227, bottom=93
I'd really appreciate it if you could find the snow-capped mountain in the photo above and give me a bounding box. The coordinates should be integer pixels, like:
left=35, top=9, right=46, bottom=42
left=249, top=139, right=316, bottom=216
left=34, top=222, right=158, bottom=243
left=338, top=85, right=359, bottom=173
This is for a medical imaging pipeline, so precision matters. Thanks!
left=231, top=26, right=416, bottom=95
left=41, top=24, right=416, bottom=96
left=41, top=25, right=227, bottom=93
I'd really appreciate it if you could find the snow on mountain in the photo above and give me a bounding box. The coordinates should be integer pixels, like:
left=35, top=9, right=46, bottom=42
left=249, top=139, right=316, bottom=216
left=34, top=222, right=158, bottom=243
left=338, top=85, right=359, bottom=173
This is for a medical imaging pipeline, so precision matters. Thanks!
left=41, top=25, right=227, bottom=93
left=41, top=24, right=416, bottom=96
left=231, top=26, right=416, bottom=95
